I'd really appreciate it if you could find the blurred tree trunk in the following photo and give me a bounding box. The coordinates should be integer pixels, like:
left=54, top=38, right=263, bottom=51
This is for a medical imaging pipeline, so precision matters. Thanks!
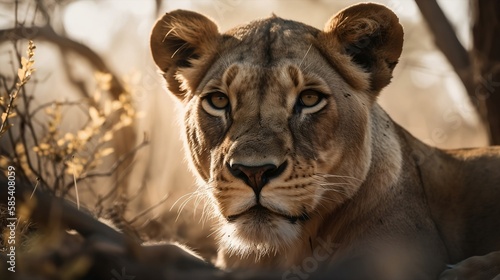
left=415, top=0, right=500, bottom=145
left=472, top=0, right=500, bottom=145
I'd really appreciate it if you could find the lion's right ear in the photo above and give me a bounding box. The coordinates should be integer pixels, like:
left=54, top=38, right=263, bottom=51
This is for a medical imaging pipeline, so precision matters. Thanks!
left=150, top=10, right=220, bottom=99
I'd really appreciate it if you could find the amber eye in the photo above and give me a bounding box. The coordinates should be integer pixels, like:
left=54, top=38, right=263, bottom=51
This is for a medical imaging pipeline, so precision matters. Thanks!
left=207, top=92, right=229, bottom=110
left=299, top=90, right=322, bottom=107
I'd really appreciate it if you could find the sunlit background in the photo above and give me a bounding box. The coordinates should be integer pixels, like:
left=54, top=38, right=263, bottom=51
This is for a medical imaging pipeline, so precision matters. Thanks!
left=0, top=0, right=486, bottom=258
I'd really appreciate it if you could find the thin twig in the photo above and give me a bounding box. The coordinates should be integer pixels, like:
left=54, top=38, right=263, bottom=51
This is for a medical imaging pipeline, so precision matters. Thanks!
left=128, top=193, right=170, bottom=224
left=65, top=137, right=149, bottom=190
left=96, top=158, right=137, bottom=207
left=29, top=100, right=86, bottom=117
left=34, top=0, right=50, bottom=24
left=0, top=85, right=18, bottom=134
left=72, top=162, right=80, bottom=210
left=18, top=117, right=46, bottom=186
left=58, top=48, right=97, bottom=107
left=29, top=177, right=39, bottom=199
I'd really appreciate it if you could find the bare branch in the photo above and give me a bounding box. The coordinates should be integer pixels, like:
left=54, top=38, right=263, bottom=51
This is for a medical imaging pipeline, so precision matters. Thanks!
left=58, top=47, right=96, bottom=106
left=0, top=25, right=126, bottom=99
left=128, top=193, right=170, bottom=224
left=0, top=24, right=138, bottom=194
left=65, top=136, right=149, bottom=190
left=414, top=0, right=475, bottom=96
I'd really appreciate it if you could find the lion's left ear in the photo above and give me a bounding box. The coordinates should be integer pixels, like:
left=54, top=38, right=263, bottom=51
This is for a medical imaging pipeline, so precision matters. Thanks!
left=150, top=10, right=220, bottom=100
left=319, top=3, right=403, bottom=93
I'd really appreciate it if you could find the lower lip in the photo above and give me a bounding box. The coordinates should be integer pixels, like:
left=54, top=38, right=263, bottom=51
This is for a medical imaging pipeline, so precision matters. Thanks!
left=226, top=206, right=308, bottom=223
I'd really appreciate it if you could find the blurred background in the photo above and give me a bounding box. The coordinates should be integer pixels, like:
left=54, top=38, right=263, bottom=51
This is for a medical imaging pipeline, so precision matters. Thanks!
left=0, top=0, right=495, bottom=262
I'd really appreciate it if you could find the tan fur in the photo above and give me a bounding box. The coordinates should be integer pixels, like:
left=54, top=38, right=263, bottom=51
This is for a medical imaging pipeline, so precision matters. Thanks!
left=150, top=3, right=500, bottom=279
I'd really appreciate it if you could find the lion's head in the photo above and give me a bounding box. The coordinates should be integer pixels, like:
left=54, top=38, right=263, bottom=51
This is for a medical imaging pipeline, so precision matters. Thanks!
left=151, top=3, right=403, bottom=258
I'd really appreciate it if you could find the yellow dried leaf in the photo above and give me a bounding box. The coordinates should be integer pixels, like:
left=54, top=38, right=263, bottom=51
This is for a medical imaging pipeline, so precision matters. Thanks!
left=25, top=71, right=33, bottom=80
left=112, top=122, right=124, bottom=132
left=111, top=100, right=122, bottom=110
left=119, top=94, right=127, bottom=103
left=27, top=41, right=36, bottom=56
left=21, top=57, right=28, bottom=68
left=95, top=72, right=112, bottom=91
left=57, top=139, right=65, bottom=146
left=0, top=156, right=9, bottom=169
left=103, top=100, right=111, bottom=115
left=17, top=68, right=25, bottom=81
left=77, top=130, right=91, bottom=141
left=15, top=142, right=25, bottom=154
left=93, top=90, right=101, bottom=103
left=65, top=161, right=83, bottom=177
left=39, top=143, right=50, bottom=150
left=99, top=147, right=114, bottom=157
left=120, top=115, right=132, bottom=127
left=44, top=107, right=53, bottom=115
left=89, top=107, right=99, bottom=121
left=101, top=131, right=113, bottom=142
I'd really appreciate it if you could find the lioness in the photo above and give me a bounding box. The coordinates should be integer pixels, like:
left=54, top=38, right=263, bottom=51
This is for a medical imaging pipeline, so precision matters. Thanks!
left=150, top=3, right=500, bottom=279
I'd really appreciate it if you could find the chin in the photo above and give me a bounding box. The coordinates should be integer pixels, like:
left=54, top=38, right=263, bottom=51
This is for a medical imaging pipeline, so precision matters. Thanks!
left=216, top=206, right=303, bottom=259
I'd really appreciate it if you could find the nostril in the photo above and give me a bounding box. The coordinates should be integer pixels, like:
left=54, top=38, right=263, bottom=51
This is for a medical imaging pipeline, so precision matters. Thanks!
left=226, top=161, right=288, bottom=195
left=264, top=161, right=287, bottom=180
left=227, top=163, right=277, bottom=184
left=227, top=164, right=246, bottom=180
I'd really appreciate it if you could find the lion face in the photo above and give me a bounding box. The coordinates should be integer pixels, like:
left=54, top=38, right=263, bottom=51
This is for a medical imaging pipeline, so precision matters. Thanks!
left=184, top=60, right=372, bottom=255
left=150, top=4, right=403, bottom=257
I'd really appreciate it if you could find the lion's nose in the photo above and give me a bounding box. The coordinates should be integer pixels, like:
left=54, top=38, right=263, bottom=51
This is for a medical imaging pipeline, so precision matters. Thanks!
left=227, top=162, right=287, bottom=196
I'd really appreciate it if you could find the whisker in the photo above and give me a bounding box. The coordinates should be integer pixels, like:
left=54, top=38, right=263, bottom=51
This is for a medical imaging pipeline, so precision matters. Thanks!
left=169, top=181, right=212, bottom=223
left=177, top=186, right=208, bottom=212
left=315, top=182, right=356, bottom=187
left=313, top=173, right=363, bottom=183
left=170, top=186, right=205, bottom=208
left=192, top=192, right=204, bottom=216
left=169, top=191, right=197, bottom=211
left=299, top=44, right=312, bottom=67
left=171, top=41, right=190, bottom=59
left=176, top=194, right=198, bottom=222
left=200, top=201, right=215, bottom=227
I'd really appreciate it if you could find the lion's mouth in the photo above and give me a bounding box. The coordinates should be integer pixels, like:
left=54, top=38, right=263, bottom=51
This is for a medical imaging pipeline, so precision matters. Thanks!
left=226, top=205, right=310, bottom=224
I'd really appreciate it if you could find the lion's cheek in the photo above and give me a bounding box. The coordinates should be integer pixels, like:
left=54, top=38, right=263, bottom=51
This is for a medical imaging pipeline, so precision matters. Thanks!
left=184, top=127, right=208, bottom=180
left=184, top=108, right=228, bottom=181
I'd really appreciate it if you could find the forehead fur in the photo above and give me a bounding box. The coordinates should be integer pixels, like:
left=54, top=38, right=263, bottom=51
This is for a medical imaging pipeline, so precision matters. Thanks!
left=221, top=17, right=319, bottom=64
left=210, top=16, right=369, bottom=92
